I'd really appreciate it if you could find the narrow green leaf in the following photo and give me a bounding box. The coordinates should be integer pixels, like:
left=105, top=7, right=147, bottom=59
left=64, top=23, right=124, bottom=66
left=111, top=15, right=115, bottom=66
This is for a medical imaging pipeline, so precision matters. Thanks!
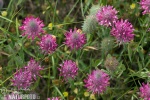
left=0, top=15, right=13, bottom=23
left=137, top=57, right=142, bottom=70
left=15, top=18, right=19, bottom=36
left=54, top=86, right=64, bottom=99
left=128, top=45, right=132, bottom=62
left=22, top=47, right=36, bottom=58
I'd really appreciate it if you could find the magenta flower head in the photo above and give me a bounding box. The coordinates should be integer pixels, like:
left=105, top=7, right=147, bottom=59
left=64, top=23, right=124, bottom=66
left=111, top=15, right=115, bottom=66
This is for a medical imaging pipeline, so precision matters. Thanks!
left=140, top=83, right=150, bottom=100
left=58, top=60, right=78, bottom=81
left=47, top=97, right=60, bottom=100
left=19, top=16, right=44, bottom=40
left=11, top=69, right=32, bottom=89
left=39, top=34, right=57, bottom=54
left=25, top=58, right=43, bottom=80
left=64, top=29, right=86, bottom=50
left=139, top=0, right=150, bottom=15
left=96, top=5, right=118, bottom=27
left=111, top=19, right=134, bottom=44
left=84, top=69, right=110, bottom=94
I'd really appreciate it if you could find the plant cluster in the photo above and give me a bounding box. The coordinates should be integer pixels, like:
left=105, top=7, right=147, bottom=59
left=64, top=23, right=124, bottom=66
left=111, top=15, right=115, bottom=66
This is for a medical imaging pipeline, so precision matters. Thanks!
left=1, top=0, right=150, bottom=100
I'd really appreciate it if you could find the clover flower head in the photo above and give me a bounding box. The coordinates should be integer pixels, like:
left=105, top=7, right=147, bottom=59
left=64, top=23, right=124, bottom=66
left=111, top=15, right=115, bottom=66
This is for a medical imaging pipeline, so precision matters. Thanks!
left=96, top=5, right=118, bottom=26
left=84, top=70, right=110, bottom=94
left=11, top=69, right=32, bottom=89
left=139, top=0, right=150, bottom=15
left=64, top=29, right=86, bottom=50
left=104, top=56, right=119, bottom=71
left=111, top=19, right=134, bottom=44
left=140, top=83, right=150, bottom=100
left=39, top=34, right=57, bottom=54
left=19, top=16, right=44, bottom=40
left=25, top=58, right=43, bottom=80
left=59, top=60, right=78, bottom=81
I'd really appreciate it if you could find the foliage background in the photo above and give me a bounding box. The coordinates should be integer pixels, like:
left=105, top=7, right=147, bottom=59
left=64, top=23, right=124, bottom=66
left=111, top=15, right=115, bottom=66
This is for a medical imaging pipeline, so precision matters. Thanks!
left=0, top=0, right=150, bottom=100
